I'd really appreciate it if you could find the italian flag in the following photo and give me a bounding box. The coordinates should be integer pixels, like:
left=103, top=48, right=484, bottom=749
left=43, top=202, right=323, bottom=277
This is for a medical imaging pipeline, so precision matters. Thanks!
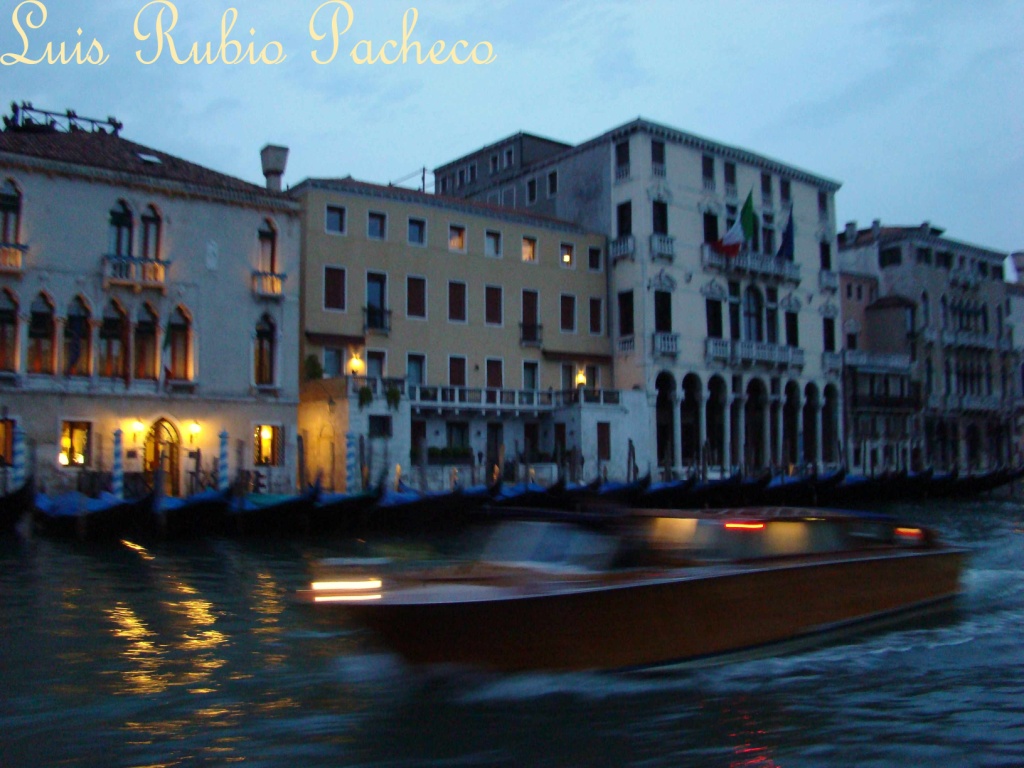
left=712, top=191, right=756, bottom=257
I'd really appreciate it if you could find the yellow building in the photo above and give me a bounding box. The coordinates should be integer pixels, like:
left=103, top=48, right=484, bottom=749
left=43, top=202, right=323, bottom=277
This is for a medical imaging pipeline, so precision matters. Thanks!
left=291, top=178, right=636, bottom=491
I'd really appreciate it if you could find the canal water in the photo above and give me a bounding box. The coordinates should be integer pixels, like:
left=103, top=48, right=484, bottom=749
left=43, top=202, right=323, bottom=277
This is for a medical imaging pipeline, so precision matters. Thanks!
left=2, top=497, right=1023, bottom=767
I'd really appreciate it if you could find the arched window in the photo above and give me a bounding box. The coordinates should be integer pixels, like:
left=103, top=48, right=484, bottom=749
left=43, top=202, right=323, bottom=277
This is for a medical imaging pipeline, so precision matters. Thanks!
left=255, top=313, right=275, bottom=386
left=108, top=200, right=133, bottom=257
left=1, top=179, right=21, bottom=246
left=27, top=294, right=54, bottom=374
left=258, top=219, right=277, bottom=274
left=134, top=304, right=158, bottom=380
left=166, top=306, right=191, bottom=381
left=743, top=286, right=764, bottom=342
left=64, top=296, right=91, bottom=377
left=0, top=289, right=16, bottom=372
left=99, top=300, right=128, bottom=379
left=921, top=292, right=929, bottom=326
left=140, top=205, right=161, bottom=261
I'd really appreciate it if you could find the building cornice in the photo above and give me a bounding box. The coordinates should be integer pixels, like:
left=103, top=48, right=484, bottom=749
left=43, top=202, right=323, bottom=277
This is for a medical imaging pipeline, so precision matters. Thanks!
left=0, top=150, right=300, bottom=214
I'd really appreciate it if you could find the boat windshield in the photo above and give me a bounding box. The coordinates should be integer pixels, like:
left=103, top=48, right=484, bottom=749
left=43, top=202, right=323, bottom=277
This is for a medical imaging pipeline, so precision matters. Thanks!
left=479, top=521, right=620, bottom=572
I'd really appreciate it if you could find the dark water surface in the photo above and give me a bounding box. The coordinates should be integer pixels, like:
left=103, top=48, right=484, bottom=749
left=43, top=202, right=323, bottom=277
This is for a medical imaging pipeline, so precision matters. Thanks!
left=2, top=498, right=1024, bottom=767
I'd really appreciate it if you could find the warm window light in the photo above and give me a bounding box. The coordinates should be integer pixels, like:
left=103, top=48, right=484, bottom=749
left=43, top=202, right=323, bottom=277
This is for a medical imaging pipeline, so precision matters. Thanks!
left=349, top=354, right=365, bottom=375
left=260, top=425, right=273, bottom=440
left=189, top=421, right=201, bottom=443
left=575, top=370, right=587, bottom=387
left=132, top=419, right=144, bottom=444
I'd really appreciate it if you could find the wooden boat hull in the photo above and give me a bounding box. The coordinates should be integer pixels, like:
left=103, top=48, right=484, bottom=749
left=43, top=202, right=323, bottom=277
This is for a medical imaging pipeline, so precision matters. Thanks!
left=334, top=547, right=964, bottom=673
left=34, top=492, right=156, bottom=541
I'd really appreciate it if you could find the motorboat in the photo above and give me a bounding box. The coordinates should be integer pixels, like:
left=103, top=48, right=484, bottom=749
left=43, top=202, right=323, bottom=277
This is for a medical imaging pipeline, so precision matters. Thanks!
left=300, top=507, right=965, bottom=672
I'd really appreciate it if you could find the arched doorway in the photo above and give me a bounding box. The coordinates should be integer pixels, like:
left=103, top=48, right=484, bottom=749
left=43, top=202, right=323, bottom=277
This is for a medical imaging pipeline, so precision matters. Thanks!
left=706, top=376, right=728, bottom=472
left=144, top=418, right=182, bottom=497
left=655, top=372, right=676, bottom=474
left=782, top=381, right=801, bottom=470
left=744, top=378, right=768, bottom=472
left=965, top=423, right=981, bottom=471
left=822, top=384, right=840, bottom=466
left=680, top=374, right=702, bottom=471
left=803, top=383, right=820, bottom=468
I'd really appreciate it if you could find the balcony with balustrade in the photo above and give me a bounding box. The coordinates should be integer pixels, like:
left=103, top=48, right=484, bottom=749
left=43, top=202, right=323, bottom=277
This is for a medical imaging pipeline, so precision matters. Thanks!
left=822, top=351, right=843, bottom=374
left=652, top=331, right=679, bottom=358
left=949, top=268, right=980, bottom=290
left=405, top=383, right=622, bottom=417
left=700, top=244, right=800, bottom=284
left=610, top=235, right=635, bottom=264
left=103, top=255, right=169, bottom=293
left=818, top=270, right=838, bottom=292
left=251, top=270, right=286, bottom=301
left=0, top=243, right=26, bottom=276
left=704, top=337, right=805, bottom=369
left=842, top=350, right=911, bottom=373
left=650, top=234, right=675, bottom=262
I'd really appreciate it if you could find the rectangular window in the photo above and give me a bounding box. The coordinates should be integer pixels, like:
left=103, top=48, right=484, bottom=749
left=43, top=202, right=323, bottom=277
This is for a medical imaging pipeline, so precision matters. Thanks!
left=702, top=155, right=715, bottom=184
left=485, top=285, right=503, bottom=326
left=706, top=299, right=723, bottom=339
left=407, top=353, right=425, bottom=386
left=724, top=162, right=736, bottom=188
left=0, top=418, right=13, bottom=466
left=823, top=317, right=836, bottom=352
left=448, top=224, right=466, bottom=251
left=486, top=359, right=503, bottom=398
left=449, top=356, right=467, bottom=387
left=366, top=350, right=385, bottom=380
left=522, top=236, right=537, bottom=262
left=490, top=155, right=499, bottom=174
left=560, top=242, right=574, bottom=267
left=560, top=294, right=576, bottom=333
left=527, top=178, right=537, bottom=204
left=504, top=147, right=514, bottom=168
left=523, top=361, right=539, bottom=390
left=323, top=347, right=342, bottom=377
left=597, top=422, right=611, bottom=462
left=448, top=281, right=467, bottom=322
left=654, top=291, right=672, bottom=333
left=547, top=171, right=558, bottom=196
left=818, top=191, right=828, bottom=217
left=408, top=217, right=426, bottom=245
left=780, top=179, right=791, bottom=202
left=457, top=169, right=465, bottom=188
left=761, top=172, right=772, bottom=199
left=847, top=333, right=858, bottom=351
left=651, top=140, right=665, bottom=167
left=588, top=247, right=602, bottom=271
left=820, top=242, right=832, bottom=270
left=407, top=276, right=426, bottom=319
left=485, top=230, right=502, bottom=258
left=253, top=425, right=282, bottom=466
left=616, top=202, right=632, bottom=237
left=369, top=415, right=392, bottom=438
left=324, top=266, right=345, bottom=311
left=59, top=421, right=91, bottom=467
left=785, top=311, right=799, bottom=347
left=880, top=246, right=902, bottom=267
left=618, top=290, right=634, bottom=336
left=615, top=141, right=630, bottom=167
left=447, top=421, right=469, bottom=450
left=366, top=273, right=387, bottom=330
left=521, top=290, right=540, bottom=344
left=368, top=211, right=387, bottom=240
left=703, top=212, right=719, bottom=243
left=589, top=297, right=603, bottom=335
left=326, top=205, right=346, bottom=234
left=729, top=281, right=741, bottom=340
left=652, top=201, right=668, bottom=235
left=766, top=288, right=778, bottom=344
left=468, top=163, right=477, bottom=183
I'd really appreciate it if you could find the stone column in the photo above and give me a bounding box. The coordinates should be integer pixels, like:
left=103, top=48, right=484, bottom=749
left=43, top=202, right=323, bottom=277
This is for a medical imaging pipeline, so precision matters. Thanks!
left=722, top=396, right=731, bottom=478
left=735, top=395, right=745, bottom=474
left=816, top=402, right=824, bottom=470
left=762, top=400, right=771, bottom=471
left=672, top=393, right=683, bottom=477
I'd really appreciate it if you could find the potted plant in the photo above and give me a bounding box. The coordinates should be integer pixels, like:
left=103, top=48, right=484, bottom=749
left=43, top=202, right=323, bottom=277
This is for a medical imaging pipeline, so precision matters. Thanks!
left=385, top=385, right=401, bottom=411
left=303, top=354, right=323, bottom=382
left=357, top=385, right=373, bottom=409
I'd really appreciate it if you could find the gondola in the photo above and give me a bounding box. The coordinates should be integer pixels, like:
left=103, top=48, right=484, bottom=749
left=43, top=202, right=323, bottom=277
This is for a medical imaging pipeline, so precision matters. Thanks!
left=760, top=468, right=847, bottom=508
left=154, top=488, right=232, bottom=538
left=305, top=484, right=385, bottom=535
left=33, top=490, right=156, bottom=541
left=0, top=476, right=33, bottom=533
left=223, top=482, right=320, bottom=536
left=636, top=474, right=697, bottom=509
left=369, top=481, right=495, bottom=531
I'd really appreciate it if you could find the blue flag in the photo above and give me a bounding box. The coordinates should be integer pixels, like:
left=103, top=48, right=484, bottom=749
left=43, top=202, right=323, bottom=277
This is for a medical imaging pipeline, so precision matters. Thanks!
left=776, top=213, right=794, bottom=261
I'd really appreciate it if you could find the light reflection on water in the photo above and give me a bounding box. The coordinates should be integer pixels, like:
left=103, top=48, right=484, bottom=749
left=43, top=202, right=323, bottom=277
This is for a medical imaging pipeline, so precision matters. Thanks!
left=1, top=500, right=1024, bottom=767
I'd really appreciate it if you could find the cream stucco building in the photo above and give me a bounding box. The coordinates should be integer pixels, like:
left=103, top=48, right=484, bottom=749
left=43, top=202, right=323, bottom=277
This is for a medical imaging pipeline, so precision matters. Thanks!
left=0, top=104, right=301, bottom=495
left=292, top=177, right=648, bottom=491
left=436, top=119, right=845, bottom=476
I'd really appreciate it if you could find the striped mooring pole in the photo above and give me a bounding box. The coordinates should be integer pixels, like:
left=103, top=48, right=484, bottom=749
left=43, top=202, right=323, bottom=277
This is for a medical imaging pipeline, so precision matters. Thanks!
left=218, top=430, right=230, bottom=491
left=345, top=432, right=357, bottom=494
left=11, top=426, right=26, bottom=490
left=112, top=429, right=124, bottom=499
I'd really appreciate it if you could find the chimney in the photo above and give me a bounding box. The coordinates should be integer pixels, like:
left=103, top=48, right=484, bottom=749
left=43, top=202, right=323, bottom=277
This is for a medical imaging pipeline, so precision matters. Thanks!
left=920, top=220, right=931, bottom=235
left=871, top=219, right=881, bottom=240
left=260, top=144, right=289, bottom=192
left=1012, top=252, right=1024, bottom=282
left=844, top=220, right=857, bottom=243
